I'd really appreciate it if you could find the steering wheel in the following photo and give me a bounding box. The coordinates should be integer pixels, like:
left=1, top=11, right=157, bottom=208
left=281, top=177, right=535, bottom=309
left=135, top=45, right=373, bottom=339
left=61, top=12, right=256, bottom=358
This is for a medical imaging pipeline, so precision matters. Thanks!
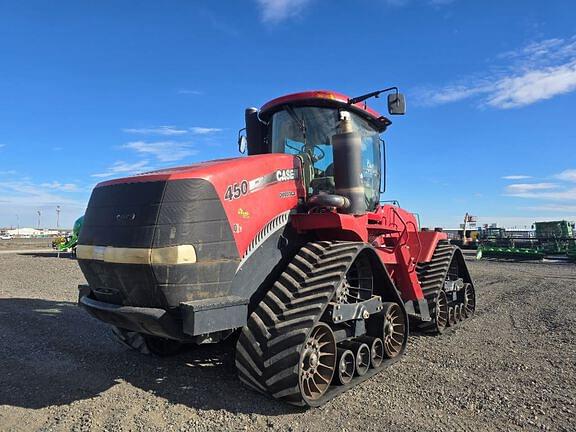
left=310, top=145, right=325, bottom=162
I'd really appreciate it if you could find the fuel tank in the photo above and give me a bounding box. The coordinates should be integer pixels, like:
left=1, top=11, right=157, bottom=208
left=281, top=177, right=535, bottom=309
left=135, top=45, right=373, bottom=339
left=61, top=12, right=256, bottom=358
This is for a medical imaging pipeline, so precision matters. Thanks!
left=77, top=154, right=304, bottom=309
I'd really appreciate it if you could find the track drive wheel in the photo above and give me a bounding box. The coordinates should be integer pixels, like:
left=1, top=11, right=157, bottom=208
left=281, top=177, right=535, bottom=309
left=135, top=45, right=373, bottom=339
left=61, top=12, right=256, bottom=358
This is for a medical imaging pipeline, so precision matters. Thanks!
left=111, top=326, right=184, bottom=356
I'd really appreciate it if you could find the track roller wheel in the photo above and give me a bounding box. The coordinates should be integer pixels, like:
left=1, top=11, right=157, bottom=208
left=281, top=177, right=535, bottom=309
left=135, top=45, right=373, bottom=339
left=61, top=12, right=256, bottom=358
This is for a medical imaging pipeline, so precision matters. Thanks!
left=335, top=349, right=355, bottom=385
left=370, top=338, right=384, bottom=368
left=463, top=283, right=476, bottom=318
left=456, top=304, right=464, bottom=322
left=340, top=340, right=371, bottom=376
left=354, top=344, right=371, bottom=376
left=358, top=336, right=384, bottom=368
left=448, top=306, right=456, bottom=326
left=299, top=323, right=337, bottom=403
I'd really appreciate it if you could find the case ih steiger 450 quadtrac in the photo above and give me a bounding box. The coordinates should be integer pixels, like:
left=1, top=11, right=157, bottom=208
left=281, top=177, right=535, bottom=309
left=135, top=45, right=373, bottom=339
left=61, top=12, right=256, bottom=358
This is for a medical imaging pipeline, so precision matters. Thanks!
left=76, top=88, right=476, bottom=406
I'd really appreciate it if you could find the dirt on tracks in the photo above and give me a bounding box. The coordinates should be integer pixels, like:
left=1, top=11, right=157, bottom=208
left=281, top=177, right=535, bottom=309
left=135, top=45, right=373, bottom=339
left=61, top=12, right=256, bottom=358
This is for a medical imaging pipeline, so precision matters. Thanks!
left=0, top=253, right=575, bottom=432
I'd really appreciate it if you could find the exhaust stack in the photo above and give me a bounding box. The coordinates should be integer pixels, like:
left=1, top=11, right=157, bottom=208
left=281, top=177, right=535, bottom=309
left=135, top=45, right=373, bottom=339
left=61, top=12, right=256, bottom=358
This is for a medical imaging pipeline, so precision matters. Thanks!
left=331, top=113, right=366, bottom=215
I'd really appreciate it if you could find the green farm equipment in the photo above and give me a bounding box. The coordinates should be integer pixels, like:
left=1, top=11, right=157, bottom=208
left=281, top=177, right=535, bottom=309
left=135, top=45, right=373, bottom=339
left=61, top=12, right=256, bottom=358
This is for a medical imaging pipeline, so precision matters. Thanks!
left=534, top=220, right=575, bottom=255
left=567, top=244, right=576, bottom=262
left=476, top=245, right=543, bottom=260
left=477, top=220, right=576, bottom=261
left=54, top=216, right=84, bottom=256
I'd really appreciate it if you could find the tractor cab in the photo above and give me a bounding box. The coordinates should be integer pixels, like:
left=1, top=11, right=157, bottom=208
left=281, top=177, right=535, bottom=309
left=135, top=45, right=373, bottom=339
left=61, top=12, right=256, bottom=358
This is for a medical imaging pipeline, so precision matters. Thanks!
left=243, top=90, right=405, bottom=212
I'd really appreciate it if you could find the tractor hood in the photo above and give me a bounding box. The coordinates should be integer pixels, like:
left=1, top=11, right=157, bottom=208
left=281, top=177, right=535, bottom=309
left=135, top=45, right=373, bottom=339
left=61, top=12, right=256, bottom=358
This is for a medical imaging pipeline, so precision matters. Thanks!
left=78, top=154, right=304, bottom=309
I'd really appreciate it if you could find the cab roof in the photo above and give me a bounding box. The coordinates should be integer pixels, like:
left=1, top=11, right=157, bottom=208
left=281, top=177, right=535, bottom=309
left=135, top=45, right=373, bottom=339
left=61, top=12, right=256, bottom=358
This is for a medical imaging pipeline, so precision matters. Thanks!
left=259, top=90, right=392, bottom=132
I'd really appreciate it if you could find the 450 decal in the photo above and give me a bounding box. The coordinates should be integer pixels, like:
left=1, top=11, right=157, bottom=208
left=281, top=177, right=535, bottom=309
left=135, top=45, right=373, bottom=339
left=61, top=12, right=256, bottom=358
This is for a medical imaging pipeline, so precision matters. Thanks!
left=224, top=169, right=299, bottom=201
left=224, top=180, right=249, bottom=201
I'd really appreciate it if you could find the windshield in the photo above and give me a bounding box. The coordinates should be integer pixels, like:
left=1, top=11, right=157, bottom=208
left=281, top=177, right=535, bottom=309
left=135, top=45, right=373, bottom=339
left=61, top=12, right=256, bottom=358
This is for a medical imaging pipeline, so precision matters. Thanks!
left=270, top=106, right=382, bottom=209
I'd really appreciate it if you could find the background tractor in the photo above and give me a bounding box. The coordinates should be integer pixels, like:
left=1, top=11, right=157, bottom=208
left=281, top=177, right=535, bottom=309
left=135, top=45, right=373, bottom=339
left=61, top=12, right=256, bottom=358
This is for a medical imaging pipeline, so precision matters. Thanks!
left=76, top=89, right=476, bottom=406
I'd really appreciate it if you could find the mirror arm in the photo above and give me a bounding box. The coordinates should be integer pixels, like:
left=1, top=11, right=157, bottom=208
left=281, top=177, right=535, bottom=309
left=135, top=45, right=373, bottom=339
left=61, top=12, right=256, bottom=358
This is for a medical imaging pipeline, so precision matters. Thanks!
left=348, top=87, right=398, bottom=105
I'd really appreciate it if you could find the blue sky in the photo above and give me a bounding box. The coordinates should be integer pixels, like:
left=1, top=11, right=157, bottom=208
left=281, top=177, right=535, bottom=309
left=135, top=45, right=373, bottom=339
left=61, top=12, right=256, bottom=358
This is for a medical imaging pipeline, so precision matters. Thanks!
left=1, top=0, right=575, bottom=229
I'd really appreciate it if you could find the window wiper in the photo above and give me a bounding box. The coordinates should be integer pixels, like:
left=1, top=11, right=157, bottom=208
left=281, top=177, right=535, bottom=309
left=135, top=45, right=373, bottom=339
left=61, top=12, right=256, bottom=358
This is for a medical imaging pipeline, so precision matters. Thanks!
left=284, top=105, right=306, bottom=144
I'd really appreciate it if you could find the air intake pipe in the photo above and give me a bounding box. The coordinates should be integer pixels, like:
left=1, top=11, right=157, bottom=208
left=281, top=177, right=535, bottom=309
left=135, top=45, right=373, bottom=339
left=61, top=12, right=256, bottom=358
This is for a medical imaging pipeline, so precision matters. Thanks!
left=331, top=113, right=366, bottom=215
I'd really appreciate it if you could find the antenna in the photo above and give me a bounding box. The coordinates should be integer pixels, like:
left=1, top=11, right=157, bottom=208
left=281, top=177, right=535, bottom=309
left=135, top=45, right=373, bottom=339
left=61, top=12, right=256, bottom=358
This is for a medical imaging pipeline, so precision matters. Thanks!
left=56, top=206, right=61, bottom=229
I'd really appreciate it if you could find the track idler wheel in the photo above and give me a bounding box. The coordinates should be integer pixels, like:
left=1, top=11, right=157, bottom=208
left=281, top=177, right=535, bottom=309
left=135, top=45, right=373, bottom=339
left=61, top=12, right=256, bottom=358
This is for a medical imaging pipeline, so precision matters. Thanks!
left=299, top=323, right=337, bottom=403
left=366, top=302, right=406, bottom=359
left=463, top=283, right=476, bottom=318
left=335, top=349, right=355, bottom=385
left=435, top=291, right=449, bottom=333
left=382, top=302, right=406, bottom=358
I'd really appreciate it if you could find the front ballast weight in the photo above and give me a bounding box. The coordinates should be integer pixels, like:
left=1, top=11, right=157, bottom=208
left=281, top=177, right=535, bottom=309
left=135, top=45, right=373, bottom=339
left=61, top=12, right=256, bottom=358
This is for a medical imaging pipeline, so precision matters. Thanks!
left=235, top=241, right=409, bottom=407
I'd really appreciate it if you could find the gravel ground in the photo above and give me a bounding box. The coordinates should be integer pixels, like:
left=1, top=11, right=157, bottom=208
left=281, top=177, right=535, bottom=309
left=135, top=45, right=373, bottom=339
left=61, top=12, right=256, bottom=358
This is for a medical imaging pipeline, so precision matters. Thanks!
left=1, top=252, right=575, bottom=432
left=0, top=238, right=52, bottom=251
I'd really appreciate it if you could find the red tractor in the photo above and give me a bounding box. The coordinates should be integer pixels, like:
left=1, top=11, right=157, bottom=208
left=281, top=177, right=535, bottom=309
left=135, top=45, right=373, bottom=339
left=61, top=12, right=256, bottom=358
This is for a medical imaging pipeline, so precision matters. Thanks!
left=76, top=88, right=475, bottom=406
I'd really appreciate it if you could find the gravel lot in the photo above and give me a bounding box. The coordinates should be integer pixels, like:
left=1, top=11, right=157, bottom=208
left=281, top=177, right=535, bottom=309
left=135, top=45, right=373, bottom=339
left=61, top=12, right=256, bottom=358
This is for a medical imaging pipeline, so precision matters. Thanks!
left=0, top=238, right=52, bottom=251
left=1, top=252, right=575, bottom=432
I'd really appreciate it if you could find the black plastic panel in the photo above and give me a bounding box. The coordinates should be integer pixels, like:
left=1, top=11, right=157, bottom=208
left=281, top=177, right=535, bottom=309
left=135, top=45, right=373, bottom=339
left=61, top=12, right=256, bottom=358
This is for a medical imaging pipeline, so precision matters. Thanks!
left=78, top=178, right=240, bottom=309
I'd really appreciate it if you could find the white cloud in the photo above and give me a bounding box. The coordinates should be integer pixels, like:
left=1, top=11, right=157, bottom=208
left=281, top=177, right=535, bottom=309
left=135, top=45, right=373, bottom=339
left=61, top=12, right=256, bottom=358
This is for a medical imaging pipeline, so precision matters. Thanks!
left=522, top=204, right=576, bottom=213
left=122, top=125, right=221, bottom=137
left=256, top=0, right=312, bottom=23
left=555, top=169, right=576, bottom=182
left=416, top=35, right=576, bottom=109
left=502, top=175, right=532, bottom=180
left=189, top=127, right=222, bottom=135
left=506, top=183, right=558, bottom=193
left=123, top=126, right=188, bottom=136
left=40, top=181, right=79, bottom=192
left=91, top=160, right=153, bottom=178
left=505, top=187, right=576, bottom=201
left=486, top=62, right=576, bottom=108
left=503, top=170, right=576, bottom=202
left=122, top=141, right=197, bottom=162
left=0, top=170, right=17, bottom=175
left=0, top=179, right=87, bottom=228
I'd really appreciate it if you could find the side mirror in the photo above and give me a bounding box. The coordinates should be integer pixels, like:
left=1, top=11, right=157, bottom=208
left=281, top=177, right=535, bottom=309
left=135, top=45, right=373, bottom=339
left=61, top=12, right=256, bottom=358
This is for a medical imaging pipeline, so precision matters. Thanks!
left=237, top=129, right=247, bottom=154
left=387, top=93, right=406, bottom=115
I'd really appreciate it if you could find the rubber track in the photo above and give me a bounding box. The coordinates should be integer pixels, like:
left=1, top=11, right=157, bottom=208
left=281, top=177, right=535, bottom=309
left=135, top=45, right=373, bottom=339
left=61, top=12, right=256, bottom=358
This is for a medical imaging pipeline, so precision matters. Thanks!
left=414, top=240, right=457, bottom=332
left=235, top=241, right=366, bottom=406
